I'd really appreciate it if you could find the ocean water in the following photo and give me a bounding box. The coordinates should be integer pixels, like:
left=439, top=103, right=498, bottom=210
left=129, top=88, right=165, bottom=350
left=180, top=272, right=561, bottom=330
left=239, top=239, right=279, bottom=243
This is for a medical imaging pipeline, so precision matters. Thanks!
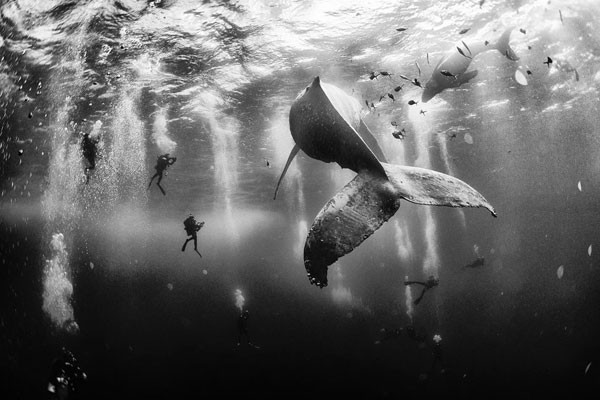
left=1, top=0, right=600, bottom=398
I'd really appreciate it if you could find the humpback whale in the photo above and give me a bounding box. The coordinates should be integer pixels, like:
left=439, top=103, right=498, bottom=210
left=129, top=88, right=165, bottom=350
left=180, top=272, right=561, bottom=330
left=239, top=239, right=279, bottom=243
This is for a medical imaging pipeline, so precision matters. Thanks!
left=275, top=77, right=496, bottom=288
left=422, top=28, right=519, bottom=103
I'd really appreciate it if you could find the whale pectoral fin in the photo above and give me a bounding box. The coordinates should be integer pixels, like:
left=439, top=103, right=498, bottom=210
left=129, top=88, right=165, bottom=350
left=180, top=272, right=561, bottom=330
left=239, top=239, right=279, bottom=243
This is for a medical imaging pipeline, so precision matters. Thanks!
left=273, top=144, right=300, bottom=200
left=358, top=120, right=388, bottom=163
left=454, top=70, right=478, bottom=87
left=382, top=163, right=497, bottom=216
left=304, top=172, right=401, bottom=287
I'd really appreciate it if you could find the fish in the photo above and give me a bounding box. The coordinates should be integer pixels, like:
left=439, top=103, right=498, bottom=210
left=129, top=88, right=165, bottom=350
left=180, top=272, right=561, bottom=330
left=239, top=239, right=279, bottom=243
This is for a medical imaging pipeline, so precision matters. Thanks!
left=463, top=257, right=485, bottom=269
left=479, top=0, right=485, bottom=8
left=412, top=78, right=422, bottom=88
left=415, top=61, right=421, bottom=76
left=440, top=70, right=456, bottom=78
left=399, top=74, right=410, bottom=81
left=420, top=109, right=427, bottom=115
left=387, top=93, right=395, bottom=101
left=544, top=56, right=553, bottom=67
left=369, top=71, right=379, bottom=80
left=274, top=77, right=496, bottom=287
left=526, top=70, right=532, bottom=75
left=379, top=71, right=392, bottom=77
left=559, top=9, right=563, bottom=24
left=422, top=28, right=519, bottom=102
left=459, top=28, right=470, bottom=35
left=427, top=52, right=430, bottom=64
left=408, top=100, right=418, bottom=105
left=396, top=27, right=407, bottom=32
left=456, top=46, right=472, bottom=59
left=394, top=85, right=403, bottom=92
left=462, top=40, right=472, bottom=55
left=519, top=28, right=526, bottom=34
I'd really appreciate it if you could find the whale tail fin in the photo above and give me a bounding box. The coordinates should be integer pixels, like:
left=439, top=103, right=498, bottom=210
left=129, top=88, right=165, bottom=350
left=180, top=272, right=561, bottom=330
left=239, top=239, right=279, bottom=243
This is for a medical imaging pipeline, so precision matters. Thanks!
left=303, top=164, right=496, bottom=287
left=495, top=27, right=519, bottom=61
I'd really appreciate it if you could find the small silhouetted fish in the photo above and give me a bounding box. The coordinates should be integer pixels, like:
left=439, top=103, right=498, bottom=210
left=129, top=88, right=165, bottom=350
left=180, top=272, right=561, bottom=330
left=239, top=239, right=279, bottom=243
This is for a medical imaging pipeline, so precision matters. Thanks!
left=415, top=62, right=421, bottom=76
left=543, top=56, right=553, bottom=67
left=365, top=100, right=369, bottom=107
left=427, top=52, right=430, bottom=65
left=370, top=102, right=375, bottom=108
left=387, top=93, right=395, bottom=101
left=484, top=40, right=489, bottom=46
left=420, top=109, right=427, bottom=115
left=459, top=28, right=470, bottom=35
left=585, top=362, right=592, bottom=375
left=575, top=69, right=580, bottom=81
left=479, top=0, right=485, bottom=8
left=408, top=100, right=418, bottom=105
left=577, top=181, right=582, bottom=191
left=559, top=9, right=563, bottom=24
left=28, top=112, right=32, bottom=118
left=528, top=45, right=532, bottom=50
left=379, top=71, right=392, bottom=77
left=396, top=27, right=407, bottom=32
left=399, top=74, right=410, bottom=81
left=369, top=71, right=379, bottom=80
left=391, top=121, right=398, bottom=126
left=440, top=70, right=456, bottom=78
left=588, top=244, right=592, bottom=257
left=527, top=70, right=532, bottom=75
left=457, top=47, right=472, bottom=59
left=266, top=159, right=270, bottom=167
left=379, top=95, right=386, bottom=101
left=394, top=85, right=403, bottom=92
left=412, top=78, right=422, bottom=88
left=519, top=28, right=526, bottom=34
left=462, top=41, right=472, bottom=55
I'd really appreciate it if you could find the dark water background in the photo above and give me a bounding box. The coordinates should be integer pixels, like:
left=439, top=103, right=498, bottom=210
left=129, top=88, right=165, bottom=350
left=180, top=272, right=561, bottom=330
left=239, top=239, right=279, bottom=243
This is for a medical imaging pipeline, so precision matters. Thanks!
left=2, top=0, right=600, bottom=398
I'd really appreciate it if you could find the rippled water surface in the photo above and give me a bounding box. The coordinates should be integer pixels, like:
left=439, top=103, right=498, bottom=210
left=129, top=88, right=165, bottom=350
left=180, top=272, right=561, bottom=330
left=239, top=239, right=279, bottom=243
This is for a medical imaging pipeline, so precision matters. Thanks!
left=2, top=0, right=600, bottom=398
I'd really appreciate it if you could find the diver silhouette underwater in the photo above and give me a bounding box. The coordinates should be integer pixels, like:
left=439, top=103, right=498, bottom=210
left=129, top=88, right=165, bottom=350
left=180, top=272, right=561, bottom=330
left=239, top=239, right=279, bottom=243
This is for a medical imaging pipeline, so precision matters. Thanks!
left=237, top=309, right=259, bottom=349
left=182, top=214, right=204, bottom=257
left=404, top=275, right=440, bottom=305
left=148, top=153, right=177, bottom=195
left=81, top=132, right=99, bottom=184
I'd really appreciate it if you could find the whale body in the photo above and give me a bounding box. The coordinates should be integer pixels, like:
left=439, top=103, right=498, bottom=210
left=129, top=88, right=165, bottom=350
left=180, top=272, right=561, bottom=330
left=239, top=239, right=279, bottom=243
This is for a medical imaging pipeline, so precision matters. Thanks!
left=275, top=77, right=496, bottom=287
left=422, top=28, right=519, bottom=103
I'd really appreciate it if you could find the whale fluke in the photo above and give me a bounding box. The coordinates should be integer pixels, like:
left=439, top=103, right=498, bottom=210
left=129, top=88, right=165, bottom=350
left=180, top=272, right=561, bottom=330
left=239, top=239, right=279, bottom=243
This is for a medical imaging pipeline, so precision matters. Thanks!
left=304, top=164, right=496, bottom=287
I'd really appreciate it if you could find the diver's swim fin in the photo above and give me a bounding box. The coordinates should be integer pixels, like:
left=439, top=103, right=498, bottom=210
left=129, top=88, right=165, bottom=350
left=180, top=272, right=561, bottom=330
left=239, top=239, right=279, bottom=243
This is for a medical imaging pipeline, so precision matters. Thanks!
left=273, top=144, right=300, bottom=200
left=304, top=164, right=496, bottom=287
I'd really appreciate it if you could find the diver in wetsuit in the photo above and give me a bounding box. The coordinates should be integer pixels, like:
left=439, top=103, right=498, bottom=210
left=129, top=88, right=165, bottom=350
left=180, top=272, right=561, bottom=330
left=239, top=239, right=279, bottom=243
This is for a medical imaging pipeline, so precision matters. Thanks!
left=148, top=153, right=176, bottom=195
left=182, top=214, right=204, bottom=257
left=237, top=309, right=259, bottom=348
left=47, top=347, right=87, bottom=400
left=430, top=334, right=444, bottom=373
left=404, top=275, right=439, bottom=305
left=81, top=133, right=99, bottom=184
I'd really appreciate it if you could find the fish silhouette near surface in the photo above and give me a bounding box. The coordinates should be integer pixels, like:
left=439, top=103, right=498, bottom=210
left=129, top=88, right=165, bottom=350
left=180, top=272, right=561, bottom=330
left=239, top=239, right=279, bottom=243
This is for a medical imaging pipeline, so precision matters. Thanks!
left=422, top=28, right=519, bottom=103
left=274, top=77, right=496, bottom=288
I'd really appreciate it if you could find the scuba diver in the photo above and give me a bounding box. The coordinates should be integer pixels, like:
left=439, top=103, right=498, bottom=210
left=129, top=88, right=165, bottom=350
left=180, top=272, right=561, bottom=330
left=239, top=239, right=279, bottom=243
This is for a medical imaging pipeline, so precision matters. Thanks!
left=404, top=275, right=439, bottom=305
left=237, top=309, right=259, bottom=349
left=47, top=347, right=87, bottom=400
left=148, top=153, right=177, bottom=195
left=431, top=334, right=444, bottom=373
left=81, top=132, right=99, bottom=184
left=463, top=256, right=485, bottom=269
left=182, top=214, right=204, bottom=257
